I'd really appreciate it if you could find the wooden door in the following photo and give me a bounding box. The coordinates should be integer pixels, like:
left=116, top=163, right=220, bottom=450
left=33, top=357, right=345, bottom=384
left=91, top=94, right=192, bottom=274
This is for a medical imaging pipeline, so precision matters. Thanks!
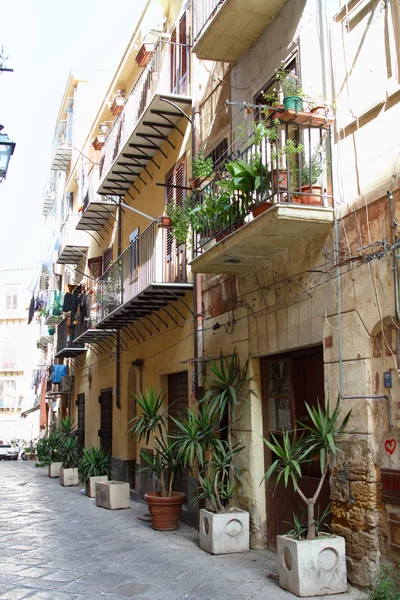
left=99, top=388, right=113, bottom=456
left=261, top=346, right=330, bottom=550
left=76, top=393, right=85, bottom=450
left=168, top=371, right=189, bottom=497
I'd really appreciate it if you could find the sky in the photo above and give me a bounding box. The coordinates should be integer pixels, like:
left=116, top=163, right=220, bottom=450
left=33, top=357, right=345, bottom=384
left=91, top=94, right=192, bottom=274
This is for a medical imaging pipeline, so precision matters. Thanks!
left=0, top=0, right=147, bottom=275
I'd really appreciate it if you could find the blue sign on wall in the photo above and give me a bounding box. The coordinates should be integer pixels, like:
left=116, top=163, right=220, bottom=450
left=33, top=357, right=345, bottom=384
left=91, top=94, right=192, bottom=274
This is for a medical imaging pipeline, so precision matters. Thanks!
left=384, top=372, right=392, bottom=388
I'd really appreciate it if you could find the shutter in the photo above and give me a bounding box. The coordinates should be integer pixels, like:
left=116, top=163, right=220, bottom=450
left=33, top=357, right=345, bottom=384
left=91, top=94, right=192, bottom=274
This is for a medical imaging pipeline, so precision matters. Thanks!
left=103, top=247, right=113, bottom=273
left=179, top=12, right=188, bottom=94
left=165, top=171, right=175, bottom=259
left=168, top=371, right=189, bottom=496
left=2, top=339, right=16, bottom=369
left=170, top=27, right=177, bottom=93
left=88, top=256, right=103, bottom=280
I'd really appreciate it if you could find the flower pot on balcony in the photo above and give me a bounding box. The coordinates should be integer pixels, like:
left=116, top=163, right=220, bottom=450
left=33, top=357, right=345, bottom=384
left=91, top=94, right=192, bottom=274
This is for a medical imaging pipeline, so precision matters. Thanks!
left=300, top=185, right=325, bottom=206
left=158, top=216, right=172, bottom=228
left=310, top=106, right=327, bottom=117
left=110, top=91, right=125, bottom=116
left=92, top=134, right=106, bottom=151
left=144, top=491, right=185, bottom=531
left=283, top=96, right=304, bottom=111
left=136, top=43, right=155, bottom=68
left=272, top=169, right=288, bottom=191
left=251, top=201, right=272, bottom=218
left=199, top=508, right=250, bottom=555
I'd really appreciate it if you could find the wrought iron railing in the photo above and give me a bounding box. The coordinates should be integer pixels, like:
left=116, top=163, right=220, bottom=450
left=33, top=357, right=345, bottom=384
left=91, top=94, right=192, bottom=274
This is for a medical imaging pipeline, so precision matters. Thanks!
left=193, top=0, right=225, bottom=42
left=193, top=112, right=333, bottom=255
left=99, top=39, right=190, bottom=185
left=95, top=221, right=188, bottom=321
left=58, top=213, right=80, bottom=251
left=81, top=165, right=117, bottom=212
left=56, top=318, right=85, bottom=354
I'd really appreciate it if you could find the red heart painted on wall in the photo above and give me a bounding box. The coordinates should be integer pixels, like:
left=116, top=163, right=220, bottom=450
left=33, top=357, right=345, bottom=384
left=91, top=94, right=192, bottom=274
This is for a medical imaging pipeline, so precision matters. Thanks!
left=384, top=439, right=397, bottom=455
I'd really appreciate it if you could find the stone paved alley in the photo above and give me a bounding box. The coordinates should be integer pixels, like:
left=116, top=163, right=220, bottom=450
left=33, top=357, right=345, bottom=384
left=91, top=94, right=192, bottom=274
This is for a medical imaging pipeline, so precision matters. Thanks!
left=0, top=462, right=368, bottom=600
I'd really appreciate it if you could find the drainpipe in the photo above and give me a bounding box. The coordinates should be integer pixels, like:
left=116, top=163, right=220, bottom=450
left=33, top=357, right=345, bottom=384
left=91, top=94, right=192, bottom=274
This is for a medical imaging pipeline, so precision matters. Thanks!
left=332, top=127, right=343, bottom=397
left=192, top=98, right=203, bottom=399
left=387, top=190, right=400, bottom=368
left=116, top=199, right=122, bottom=409
left=341, top=395, right=392, bottom=429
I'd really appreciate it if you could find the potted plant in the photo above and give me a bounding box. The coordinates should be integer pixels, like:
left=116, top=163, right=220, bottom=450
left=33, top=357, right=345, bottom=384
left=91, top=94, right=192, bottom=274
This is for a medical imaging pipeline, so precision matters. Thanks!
left=166, top=201, right=191, bottom=246
left=110, top=90, right=125, bottom=115
left=57, top=417, right=81, bottom=486
left=128, top=388, right=185, bottom=531
left=173, top=350, right=254, bottom=554
left=36, top=431, right=62, bottom=477
left=78, top=446, right=111, bottom=497
left=216, top=157, right=270, bottom=218
left=190, top=151, right=214, bottom=189
left=296, top=150, right=324, bottom=206
left=276, top=66, right=304, bottom=112
left=262, top=399, right=351, bottom=596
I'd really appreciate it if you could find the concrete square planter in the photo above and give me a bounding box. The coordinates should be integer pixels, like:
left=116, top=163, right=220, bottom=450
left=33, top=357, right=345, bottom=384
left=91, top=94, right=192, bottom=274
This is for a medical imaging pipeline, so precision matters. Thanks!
left=277, top=534, right=347, bottom=597
left=48, top=462, right=62, bottom=478
left=95, top=480, right=130, bottom=510
left=59, top=467, right=79, bottom=487
left=199, top=508, right=249, bottom=554
left=85, top=475, right=108, bottom=498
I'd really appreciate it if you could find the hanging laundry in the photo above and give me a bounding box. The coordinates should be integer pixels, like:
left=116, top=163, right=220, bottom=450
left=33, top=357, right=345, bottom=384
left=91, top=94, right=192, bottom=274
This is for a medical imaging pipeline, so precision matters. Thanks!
left=51, top=364, right=67, bottom=383
left=63, top=292, right=72, bottom=312
left=28, top=295, right=35, bottom=324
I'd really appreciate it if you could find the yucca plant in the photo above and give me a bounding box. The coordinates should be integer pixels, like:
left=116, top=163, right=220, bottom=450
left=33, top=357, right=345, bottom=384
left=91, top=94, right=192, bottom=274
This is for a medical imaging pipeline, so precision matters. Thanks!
left=60, top=437, right=81, bottom=469
left=128, top=388, right=182, bottom=497
left=78, top=447, right=111, bottom=484
left=262, top=398, right=351, bottom=540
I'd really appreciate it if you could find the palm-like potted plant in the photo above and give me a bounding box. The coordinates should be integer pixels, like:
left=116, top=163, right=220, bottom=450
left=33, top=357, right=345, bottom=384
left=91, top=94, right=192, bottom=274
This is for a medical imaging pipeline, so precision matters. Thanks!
left=262, top=399, right=351, bottom=596
left=57, top=417, right=81, bottom=486
left=128, top=388, right=184, bottom=531
left=173, top=350, right=254, bottom=554
left=78, top=446, right=111, bottom=497
left=36, top=431, right=62, bottom=477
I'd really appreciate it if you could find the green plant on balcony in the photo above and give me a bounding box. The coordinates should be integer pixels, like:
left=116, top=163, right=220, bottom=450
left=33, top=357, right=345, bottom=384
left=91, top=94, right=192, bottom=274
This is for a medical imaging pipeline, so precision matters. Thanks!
left=299, top=150, right=323, bottom=187
left=276, top=65, right=304, bottom=111
left=192, top=151, right=213, bottom=180
left=166, top=201, right=192, bottom=246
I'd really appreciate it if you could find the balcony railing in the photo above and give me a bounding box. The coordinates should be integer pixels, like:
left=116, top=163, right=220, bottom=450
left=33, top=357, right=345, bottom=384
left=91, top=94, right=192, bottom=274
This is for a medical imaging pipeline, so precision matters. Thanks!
left=96, top=221, right=189, bottom=324
left=57, top=213, right=88, bottom=264
left=193, top=0, right=223, bottom=41
left=51, top=121, right=72, bottom=172
left=98, top=39, right=190, bottom=191
left=55, top=318, right=86, bottom=358
left=42, top=177, right=57, bottom=217
left=76, top=165, right=117, bottom=232
left=193, top=110, right=333, bottom=256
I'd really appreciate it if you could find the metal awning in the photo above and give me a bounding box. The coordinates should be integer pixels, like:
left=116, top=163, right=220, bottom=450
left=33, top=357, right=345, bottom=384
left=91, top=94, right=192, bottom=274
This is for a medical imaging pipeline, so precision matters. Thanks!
left=74, top=328, right=116, bottom=344
left=55, top=346, right=87, bottom=359
left=56, top=245, right=89, bottom=265
left=51, top=144, right=72, bottom=171
left=76, top=201, right=117, bottom=232
left=96, top=283, right=193, bottom=330
left=98, top=93, right=192, bottom=196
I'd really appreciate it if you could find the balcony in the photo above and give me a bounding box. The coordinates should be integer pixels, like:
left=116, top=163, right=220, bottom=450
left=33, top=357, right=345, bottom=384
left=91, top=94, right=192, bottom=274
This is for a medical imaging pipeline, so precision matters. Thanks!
left=72, top=290, right=116, bottom=345
left=56, top=213, right=89, bottom=265
left=192, top=0, right=286, bottom=62
left=76, top=165, right=117, bottom=232
left=55, top=318, right=86, bottom=359
left=42, top=177, right=57, bottom=217
left=190, top=112, right=334, bottom=274
left=95, top=221, right=192, bottom=330
left=51, top=121, right=72, bottom=172
left=97, top=40, right=192, bottom=197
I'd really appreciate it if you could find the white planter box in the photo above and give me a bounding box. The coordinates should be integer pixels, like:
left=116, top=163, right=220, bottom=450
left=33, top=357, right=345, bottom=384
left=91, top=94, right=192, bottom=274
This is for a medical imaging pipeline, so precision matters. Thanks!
left=277, top=534, right=347, bottom=597
left=95, top=480, right=130, bottom=510
left=199, top=508, right=249, bottom=554
left=59, top=467, right=79, bottom=487
left=48, top=462, right=62, bottom=478
left=85, top=475, right=108, bottom=498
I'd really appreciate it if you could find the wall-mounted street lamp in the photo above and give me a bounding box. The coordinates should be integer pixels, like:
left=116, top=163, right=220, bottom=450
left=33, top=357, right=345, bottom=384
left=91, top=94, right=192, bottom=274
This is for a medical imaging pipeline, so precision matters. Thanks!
left=0, top=125, right=16, bottom=182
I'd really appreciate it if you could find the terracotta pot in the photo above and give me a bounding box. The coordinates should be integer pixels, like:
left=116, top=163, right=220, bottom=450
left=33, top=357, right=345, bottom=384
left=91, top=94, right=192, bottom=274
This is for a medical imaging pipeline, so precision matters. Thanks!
left=310, top=106, right=327, bottom=116
left=251, top=201, right=272, bottom=218
left=158, top=216, right=172, bottom=228
left=272, top=169, right=288, bottom=190
left=300, top=185, right=325, bottom=206
left=145, top=491, right=185, bottom=531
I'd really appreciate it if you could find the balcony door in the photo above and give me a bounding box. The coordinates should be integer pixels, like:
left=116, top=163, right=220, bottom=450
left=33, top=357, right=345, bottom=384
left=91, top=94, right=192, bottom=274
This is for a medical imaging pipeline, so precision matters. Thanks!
left=99, top=388, right=113, bottom=456
left=76, top=393, right=85, bottom=450
left=261, top=346, right=330, bottom=550
left=165, top=158, right=187, bottom=283
left=170, top=12, right=189, bottom=96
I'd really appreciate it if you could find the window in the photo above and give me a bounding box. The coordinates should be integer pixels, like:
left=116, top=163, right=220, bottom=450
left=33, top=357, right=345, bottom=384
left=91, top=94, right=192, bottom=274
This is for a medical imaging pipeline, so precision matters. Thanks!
left=2, top=339, right=16, bottom=369
left=255, top=57, right=298, bottom=113
left=0, top=380, right=17, bottom=409
left=170, top=11, right=188, bottom=95
left=267, top=360, right=292, bottom=431
left=129, top=228, right=139, bottom=280
left=5, top=286, right=18, bottom=310
left=207, top=138, right=228, bottom=171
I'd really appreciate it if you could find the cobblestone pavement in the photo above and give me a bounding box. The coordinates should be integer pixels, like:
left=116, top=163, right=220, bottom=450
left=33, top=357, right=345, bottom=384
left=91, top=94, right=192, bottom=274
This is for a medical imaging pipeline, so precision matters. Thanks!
left=0, top=462, right=368, bottom=600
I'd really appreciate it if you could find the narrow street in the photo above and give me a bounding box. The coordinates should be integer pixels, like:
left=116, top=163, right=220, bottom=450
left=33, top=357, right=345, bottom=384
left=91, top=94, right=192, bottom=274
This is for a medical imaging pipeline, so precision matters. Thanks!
left=0, top=462, right=367, bottom=600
